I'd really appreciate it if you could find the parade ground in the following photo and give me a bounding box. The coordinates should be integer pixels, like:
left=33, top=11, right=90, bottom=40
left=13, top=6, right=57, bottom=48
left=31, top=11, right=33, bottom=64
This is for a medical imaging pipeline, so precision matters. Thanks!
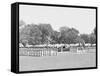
left=19, top=50, right=96, bottom=71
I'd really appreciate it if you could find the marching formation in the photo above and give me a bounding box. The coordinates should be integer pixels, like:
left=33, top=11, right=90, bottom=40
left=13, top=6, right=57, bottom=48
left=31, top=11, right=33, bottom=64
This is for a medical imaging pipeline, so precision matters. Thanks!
left=19, top=43, right=96, bottom=57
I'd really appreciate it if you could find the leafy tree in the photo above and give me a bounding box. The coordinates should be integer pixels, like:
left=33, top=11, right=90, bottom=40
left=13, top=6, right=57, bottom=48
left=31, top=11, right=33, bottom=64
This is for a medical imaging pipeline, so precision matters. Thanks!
left=38, top=24, right=54, bottom=44
left=51, top=31, right=61, bottom=44
left=80, top=34, right=90, bottom=43
left=75, top=36, right=85, bottom=47
left=59, top=27, right=79, bottom=44
left=89, top=33, right=96, bottom=44
left=19, top=24, right=30, bottom=46
left=19, top=24, right=42, bottom=46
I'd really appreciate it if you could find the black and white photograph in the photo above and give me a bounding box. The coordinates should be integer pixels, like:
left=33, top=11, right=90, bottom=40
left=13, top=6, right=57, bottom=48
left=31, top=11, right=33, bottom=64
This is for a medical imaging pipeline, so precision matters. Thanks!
left=18, top=3, right=97, bottom=72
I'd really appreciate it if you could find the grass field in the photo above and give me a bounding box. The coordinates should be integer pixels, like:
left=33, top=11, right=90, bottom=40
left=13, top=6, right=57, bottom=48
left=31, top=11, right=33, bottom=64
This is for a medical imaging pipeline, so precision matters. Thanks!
left=19, top=51, right=96, bottom=71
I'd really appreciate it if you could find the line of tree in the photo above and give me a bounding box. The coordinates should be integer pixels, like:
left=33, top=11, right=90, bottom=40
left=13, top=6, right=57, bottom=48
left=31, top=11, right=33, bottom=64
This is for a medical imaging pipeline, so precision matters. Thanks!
left=19, top=20, right=96, bottom=47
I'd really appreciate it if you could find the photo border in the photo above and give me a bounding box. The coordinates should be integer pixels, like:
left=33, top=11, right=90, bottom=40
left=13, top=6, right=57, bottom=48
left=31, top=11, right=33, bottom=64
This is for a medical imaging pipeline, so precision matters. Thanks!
left=11, top=2, right=98, bottom=74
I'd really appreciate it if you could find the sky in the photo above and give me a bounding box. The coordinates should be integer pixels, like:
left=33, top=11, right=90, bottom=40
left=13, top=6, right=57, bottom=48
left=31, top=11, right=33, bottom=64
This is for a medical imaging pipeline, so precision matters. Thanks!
left=19, top=5, right=96, bottom=34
